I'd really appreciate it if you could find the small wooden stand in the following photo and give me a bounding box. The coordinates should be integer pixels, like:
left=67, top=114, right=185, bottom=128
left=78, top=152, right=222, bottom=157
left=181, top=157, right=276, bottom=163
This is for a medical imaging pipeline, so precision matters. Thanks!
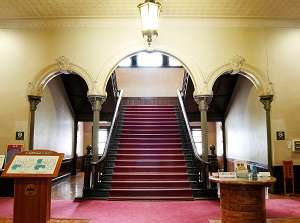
left=282, top=160, right=295, bottom=196
left=1, top=150, right=64, bottom=223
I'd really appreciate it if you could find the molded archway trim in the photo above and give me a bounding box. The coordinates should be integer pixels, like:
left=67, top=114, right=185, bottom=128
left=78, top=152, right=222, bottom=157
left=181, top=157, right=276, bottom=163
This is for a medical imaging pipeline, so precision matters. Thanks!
left=28, top=60, right=96, bottom=97
left=95, top=43, right=205, bottom=97
left=206, top=61, right=273, bottom=97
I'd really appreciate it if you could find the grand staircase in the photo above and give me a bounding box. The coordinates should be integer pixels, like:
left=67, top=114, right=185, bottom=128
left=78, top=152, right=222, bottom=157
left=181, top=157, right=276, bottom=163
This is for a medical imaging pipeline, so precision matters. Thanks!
left=87, top=105, right=217, bottom=200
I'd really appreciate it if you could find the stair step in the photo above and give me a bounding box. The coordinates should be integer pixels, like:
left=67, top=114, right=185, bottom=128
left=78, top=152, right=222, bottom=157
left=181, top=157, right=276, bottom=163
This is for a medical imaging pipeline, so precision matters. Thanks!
left=125, top=110, right=176, bottom=114
left=121, top=125, right=179, bottom=130
left=124, top=114, right=177, bottom=118
left=126, top=105, right=174, bottom=109
left=110, top=181, right=191, bottom=188
left=111, top=173, right=190, bottom=181
left=117, top=133, right=180, bottom=138
left=109, top=188, right=193, bottom=197
left=118, top=138, right=182, bottom=143
left=108, top=196, right=194, bottom=201
left=121, top=129, right=180, bottom=134
left=113, top=160, right=186, bottom=166
left=123, top=119, right=178, bottom=124
left=115, top=154, right=185, bottom=160
left=112, top=166, right=189, bottom=173
left=116, top=148, right=184, bottom=154
left=118, top=143, right=182, bottom=148
left=122, top=117, right=178, bottom=121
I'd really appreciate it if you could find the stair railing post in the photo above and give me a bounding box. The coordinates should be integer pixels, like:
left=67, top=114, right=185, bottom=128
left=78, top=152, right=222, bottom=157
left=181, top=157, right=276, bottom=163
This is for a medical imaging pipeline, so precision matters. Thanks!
left=194, top=95, right=212, bottom=188
left=83, top=145, right=93, bottom=196
left=208, top=145, right=218, bottom=188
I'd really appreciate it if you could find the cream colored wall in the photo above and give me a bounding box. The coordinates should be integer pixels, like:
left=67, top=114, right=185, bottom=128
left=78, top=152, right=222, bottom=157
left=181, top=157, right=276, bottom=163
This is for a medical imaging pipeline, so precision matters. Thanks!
left=116, top=68, right=184, bottom=97
left=266, top=28, right=300, bottom=165
left=0, top=19, right=300, bottom=165
left=34, top=76, right=75, bottom=158
left=225, top=76, right=267, bottom=163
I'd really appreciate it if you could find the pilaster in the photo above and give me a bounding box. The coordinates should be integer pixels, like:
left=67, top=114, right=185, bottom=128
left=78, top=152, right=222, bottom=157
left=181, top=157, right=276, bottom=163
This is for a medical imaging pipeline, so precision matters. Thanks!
left=88, top=95, right=106, bottom=162
left=28, top=95, right=42, bottom=150
left=259, top=95, right=273, bottom=176
left=194, top=95, right=212, bottom=161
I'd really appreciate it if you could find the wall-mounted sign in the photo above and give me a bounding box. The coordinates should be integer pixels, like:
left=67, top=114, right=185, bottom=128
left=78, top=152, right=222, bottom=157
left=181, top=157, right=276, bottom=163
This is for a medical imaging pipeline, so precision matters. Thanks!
left=276, top=131, right=285, bottom=140
left=16, top=132, right=24, bottom=140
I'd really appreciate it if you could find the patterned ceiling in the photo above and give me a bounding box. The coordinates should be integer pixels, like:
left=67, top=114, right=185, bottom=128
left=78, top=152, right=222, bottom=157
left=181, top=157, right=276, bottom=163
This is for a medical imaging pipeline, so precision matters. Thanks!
left=1, top=0, right=300, bottom=20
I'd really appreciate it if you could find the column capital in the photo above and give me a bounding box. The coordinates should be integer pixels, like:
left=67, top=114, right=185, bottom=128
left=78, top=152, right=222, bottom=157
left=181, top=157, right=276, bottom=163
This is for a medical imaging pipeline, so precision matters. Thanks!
left=88, top=95, right=106, bottom=111
left=259, top=95, right=273, bottom=111
left=28, top=95, right=42, bottom=112
left=194, top=95, right=213, bottom=111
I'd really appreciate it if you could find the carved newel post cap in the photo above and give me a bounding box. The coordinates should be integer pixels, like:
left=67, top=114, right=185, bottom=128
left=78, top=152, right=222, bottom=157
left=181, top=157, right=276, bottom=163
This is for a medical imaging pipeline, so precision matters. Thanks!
left=86, top=145, right=93, bottom=154
left=209, top=145, right=216, bottom=154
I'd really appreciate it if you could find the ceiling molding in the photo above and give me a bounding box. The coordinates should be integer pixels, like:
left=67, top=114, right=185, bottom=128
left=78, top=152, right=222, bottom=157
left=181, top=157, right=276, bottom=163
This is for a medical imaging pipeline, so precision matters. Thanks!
left=0, top=18, right=140, bottom=29
left=1, top=18, right=300, bottom=29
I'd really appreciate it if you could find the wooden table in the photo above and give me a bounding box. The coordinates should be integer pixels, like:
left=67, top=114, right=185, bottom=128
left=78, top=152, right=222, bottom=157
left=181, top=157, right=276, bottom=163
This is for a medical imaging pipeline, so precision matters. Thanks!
left=209, top=176, right=276, bottom=223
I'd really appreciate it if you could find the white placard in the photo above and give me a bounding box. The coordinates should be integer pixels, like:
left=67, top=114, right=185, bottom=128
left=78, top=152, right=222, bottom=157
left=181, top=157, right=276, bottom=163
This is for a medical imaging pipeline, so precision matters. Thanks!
left=258, top=172, right=271, bottom=177
left=219, top=172, right=236, bottom=178
left=6, top=155, right=59, bottom=175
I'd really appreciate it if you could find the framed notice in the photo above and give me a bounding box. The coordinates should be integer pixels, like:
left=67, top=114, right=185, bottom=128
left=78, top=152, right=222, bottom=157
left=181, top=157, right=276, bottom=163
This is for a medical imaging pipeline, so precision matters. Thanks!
left=1, top=150, right=64, bottom=178
left=234, top=160, right=247, bottom=170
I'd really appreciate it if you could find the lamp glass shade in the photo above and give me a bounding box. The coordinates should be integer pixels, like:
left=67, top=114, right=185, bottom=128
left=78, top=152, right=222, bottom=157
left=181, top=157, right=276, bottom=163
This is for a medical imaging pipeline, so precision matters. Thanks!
left=138, top=2, right=162, bottom=31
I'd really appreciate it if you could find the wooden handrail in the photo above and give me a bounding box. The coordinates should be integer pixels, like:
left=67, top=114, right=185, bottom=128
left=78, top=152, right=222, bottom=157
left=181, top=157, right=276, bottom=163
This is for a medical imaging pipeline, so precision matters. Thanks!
left=83, top=90, right=123, bottom=194
left=177, top=89, right=209, bottom=166
left=94, top=89, right=123, bottom=166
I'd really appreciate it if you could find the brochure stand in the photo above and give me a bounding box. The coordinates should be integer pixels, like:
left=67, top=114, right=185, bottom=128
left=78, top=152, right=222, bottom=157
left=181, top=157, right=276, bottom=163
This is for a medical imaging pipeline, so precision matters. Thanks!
left=282, top=160, right=295, bottom=196
left=1, top=150, right=64, bottom=223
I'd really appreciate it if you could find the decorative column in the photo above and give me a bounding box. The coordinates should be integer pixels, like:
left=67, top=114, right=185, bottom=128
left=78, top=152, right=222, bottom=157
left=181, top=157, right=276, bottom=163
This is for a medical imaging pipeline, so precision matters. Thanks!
left=88, top=95, right=106, bottom=162
left=259, top=95, right=273, bottom=176
left=194, top=95, right=212, bottom=187
left=28, top=95, right=42, bottom=150
left=194, top=95, right=212, bottom=162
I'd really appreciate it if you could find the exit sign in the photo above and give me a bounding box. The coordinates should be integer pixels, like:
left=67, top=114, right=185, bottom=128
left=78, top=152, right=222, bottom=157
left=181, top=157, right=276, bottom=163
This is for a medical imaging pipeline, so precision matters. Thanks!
left=276, top=131, right=285, bottom=140
left=16, top=132, right=24, bottom=140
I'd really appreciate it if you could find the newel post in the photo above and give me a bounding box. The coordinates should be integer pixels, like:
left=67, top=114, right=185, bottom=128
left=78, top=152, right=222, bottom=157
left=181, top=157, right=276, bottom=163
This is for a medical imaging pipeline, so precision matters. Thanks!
left=83, top=145, right=93, bottom=196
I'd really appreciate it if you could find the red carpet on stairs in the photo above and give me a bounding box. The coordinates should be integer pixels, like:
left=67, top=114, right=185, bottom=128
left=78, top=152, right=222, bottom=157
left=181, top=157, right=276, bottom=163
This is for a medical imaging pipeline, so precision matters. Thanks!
left=109, top=105, right=194, bottom=200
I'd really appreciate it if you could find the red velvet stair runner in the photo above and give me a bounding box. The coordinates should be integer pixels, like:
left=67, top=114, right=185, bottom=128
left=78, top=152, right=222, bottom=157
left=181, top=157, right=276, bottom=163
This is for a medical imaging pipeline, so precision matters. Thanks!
left=109, top=105, right=194, bottom=200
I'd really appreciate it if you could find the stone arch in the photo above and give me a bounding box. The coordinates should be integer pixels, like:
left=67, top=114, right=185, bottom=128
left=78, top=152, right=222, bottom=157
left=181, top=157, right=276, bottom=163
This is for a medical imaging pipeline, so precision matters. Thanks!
left=28, top=56, right=95, bottom=97
left=95, top=43, right=205, bottom=97
left=206, top=56, right=273, bottom=97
